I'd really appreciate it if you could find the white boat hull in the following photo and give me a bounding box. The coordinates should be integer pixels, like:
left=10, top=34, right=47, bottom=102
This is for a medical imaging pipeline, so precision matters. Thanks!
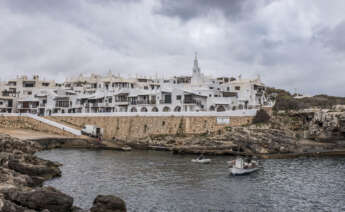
left=229, top=167, right=259, bottom=175
left=191, top=159, right=211, bottom=164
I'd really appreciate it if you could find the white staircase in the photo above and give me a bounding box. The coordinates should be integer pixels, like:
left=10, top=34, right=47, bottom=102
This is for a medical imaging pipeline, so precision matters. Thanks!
left=25, top=114, right=81, bottom=136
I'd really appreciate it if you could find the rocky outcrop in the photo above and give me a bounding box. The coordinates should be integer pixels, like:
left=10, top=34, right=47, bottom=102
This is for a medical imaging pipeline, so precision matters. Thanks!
left=309, top=111, right=345, bottom=141
left=3, top=187, right=73, bottom=212
left=90, top=195, right=127, bottom=212
left=129, top=118, right=345, bottom=157
left=166, top=127, right=299, bottom=155
left=0, top=133, right=127, bottom=212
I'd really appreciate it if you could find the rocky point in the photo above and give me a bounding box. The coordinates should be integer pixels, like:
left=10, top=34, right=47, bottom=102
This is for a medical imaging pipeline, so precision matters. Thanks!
left=0, top=134, right=127, bottom=212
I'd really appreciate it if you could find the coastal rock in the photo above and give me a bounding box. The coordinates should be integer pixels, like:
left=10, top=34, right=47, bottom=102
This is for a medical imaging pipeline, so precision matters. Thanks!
left=309, top=111, right=345, bottom=141
left=0, top=134, right=41, bottom=154
left=4, top=186, right=73, bottom=212
left=8, top=156, right=61, bottom=180
left=90, top=195, right=126, bottom=212
left=0, top=167, right=36, bottom=190
left=0, top=197, right=37, bottom=212
left=0, top=133, right=130, bottom=212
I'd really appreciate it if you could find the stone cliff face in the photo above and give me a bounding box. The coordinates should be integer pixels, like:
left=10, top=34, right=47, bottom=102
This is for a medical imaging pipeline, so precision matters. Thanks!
left=308, top=111, right=345, bottom=141
left=0, top=134, right=127, bottom=212
left=125, top=126, right=300, bottom=155
left=125, top=110, right=345, bottom=156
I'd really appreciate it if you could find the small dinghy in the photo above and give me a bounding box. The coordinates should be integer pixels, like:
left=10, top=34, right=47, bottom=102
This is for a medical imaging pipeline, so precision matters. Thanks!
left=228, top=157, right=259, bottom=175
left=192, top=154, right=211, bottom=164
left=191, top=158, right=211, bottom=164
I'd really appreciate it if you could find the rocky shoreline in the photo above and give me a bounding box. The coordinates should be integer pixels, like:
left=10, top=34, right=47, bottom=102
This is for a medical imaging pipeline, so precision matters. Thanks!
left=124, top=127, right=345, bottom=159
left=123, top=110, right=345, bottom=158
left=0, top=134, right=127, bottom=212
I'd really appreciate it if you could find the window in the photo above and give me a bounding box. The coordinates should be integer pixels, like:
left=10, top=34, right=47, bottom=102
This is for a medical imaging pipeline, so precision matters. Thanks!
left=176, top=95, right=181, bottom=100
left=235, top=86, right=241, bottom=91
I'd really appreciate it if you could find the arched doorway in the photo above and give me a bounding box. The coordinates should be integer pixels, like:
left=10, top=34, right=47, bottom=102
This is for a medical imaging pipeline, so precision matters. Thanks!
left=152, top=107, right=159, bottom=112
left=163, top=106, right=171, bottom=112
left=209, top=105, right=215, bottom=111
left=216, top=105, right=226, bottom=112
left=130, top=107, right=137, bottom=112
left=141, top=107, right=148, bottom=112
left=174, top=106, right=181, bottom=112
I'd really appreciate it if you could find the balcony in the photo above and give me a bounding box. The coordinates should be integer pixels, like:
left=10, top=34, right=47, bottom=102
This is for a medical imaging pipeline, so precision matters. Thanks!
left=159, top=100, right=172, bottom=104
left=18, top=105, right=38, bottom=109
left=137, top=100, right=156, bottom=105
left=183, top=99, right=200, bottom=105
left=98, top=102, right=112, bottom=107
left=114, top=101, right=128, bottom=105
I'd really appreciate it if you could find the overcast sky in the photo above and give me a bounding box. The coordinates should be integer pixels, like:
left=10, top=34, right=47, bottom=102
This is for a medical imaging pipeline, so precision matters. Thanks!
left=1, top=0, right=345, bottom=96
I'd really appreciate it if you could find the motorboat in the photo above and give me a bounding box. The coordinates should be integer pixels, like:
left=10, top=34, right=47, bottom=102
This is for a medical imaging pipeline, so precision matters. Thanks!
left=228, top=157, right=259, bottom=175
left=121, top=146, right=132, bottom=151
left=191, top=158, right=211, bottom=164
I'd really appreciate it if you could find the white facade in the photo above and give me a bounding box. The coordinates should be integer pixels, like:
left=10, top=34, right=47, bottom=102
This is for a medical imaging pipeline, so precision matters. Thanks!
left=0, top=55, right=274, bottom=115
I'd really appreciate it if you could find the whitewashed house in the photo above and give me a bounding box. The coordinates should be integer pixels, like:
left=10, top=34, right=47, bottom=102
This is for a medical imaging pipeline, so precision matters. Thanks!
left=0, top=54, right=274, bottom=115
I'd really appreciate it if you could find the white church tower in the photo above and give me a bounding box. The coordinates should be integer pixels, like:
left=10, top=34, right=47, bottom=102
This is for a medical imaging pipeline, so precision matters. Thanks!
left=191, top=52, right=205, bottom=86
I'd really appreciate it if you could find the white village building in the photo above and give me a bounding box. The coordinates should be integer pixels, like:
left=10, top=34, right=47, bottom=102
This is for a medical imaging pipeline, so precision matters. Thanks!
left=0, top=55, right=274, bottom=115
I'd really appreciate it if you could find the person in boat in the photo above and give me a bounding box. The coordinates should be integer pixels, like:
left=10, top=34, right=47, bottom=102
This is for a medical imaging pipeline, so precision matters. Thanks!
left=245, top=156, right=253, bottom=163
left=197, top=154, right=205, bottom=160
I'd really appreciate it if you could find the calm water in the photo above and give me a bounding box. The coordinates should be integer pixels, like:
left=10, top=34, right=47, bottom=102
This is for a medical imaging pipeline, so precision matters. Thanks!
left=36, top=149, right=345, bottom=212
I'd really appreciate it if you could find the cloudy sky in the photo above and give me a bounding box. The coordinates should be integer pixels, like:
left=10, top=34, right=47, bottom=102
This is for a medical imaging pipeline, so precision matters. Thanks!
left=1, top=0, right=345, bottom=96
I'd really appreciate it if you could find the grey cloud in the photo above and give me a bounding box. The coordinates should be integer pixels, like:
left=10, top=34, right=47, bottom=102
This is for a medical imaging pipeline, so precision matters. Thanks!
left=0, top=0, right=345, bottom=97
left=2, top=0, right=82, bottom=14
left=317, top=20, right=345, bottom=53
left=155, top=0, right=273, bottom=21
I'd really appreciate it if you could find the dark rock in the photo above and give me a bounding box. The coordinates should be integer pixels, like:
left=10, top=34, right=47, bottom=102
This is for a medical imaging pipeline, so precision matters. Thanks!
left=90, top=195, right=126, bottom=212
left=5, top=187, right=73, bottom=212
left=0, top=197, right=37, bottom=212
left=72, top=206, right=88, bottom=212
left=8, top=157, right=61, bottom=179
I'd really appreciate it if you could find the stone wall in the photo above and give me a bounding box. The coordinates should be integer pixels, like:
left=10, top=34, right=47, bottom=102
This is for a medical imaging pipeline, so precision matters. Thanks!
left=0, top=116, right=76, bottom=137
left=0, top=115, right=253, bottom=140
left=47, top=115, right=253, bottom=140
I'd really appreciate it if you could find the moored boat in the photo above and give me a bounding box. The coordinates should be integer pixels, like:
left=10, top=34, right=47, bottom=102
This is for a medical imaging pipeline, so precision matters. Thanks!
left=191, top=158, right=212, bottom=164
left=228, top=157, right=259, bottom=175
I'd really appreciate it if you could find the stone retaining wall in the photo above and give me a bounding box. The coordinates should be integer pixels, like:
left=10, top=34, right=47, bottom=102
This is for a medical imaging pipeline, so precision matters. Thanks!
left=0, top=116, right=76, bottom=137
left=0, top=115, right=253, bottom=140
left=48, top=116, right=253, bottom=140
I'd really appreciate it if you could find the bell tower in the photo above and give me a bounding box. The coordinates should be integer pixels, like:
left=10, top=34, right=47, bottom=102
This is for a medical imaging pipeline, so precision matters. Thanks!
left=192, top=52, right=200, bottom=74
left=191, top=52, right=204, bottom=86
